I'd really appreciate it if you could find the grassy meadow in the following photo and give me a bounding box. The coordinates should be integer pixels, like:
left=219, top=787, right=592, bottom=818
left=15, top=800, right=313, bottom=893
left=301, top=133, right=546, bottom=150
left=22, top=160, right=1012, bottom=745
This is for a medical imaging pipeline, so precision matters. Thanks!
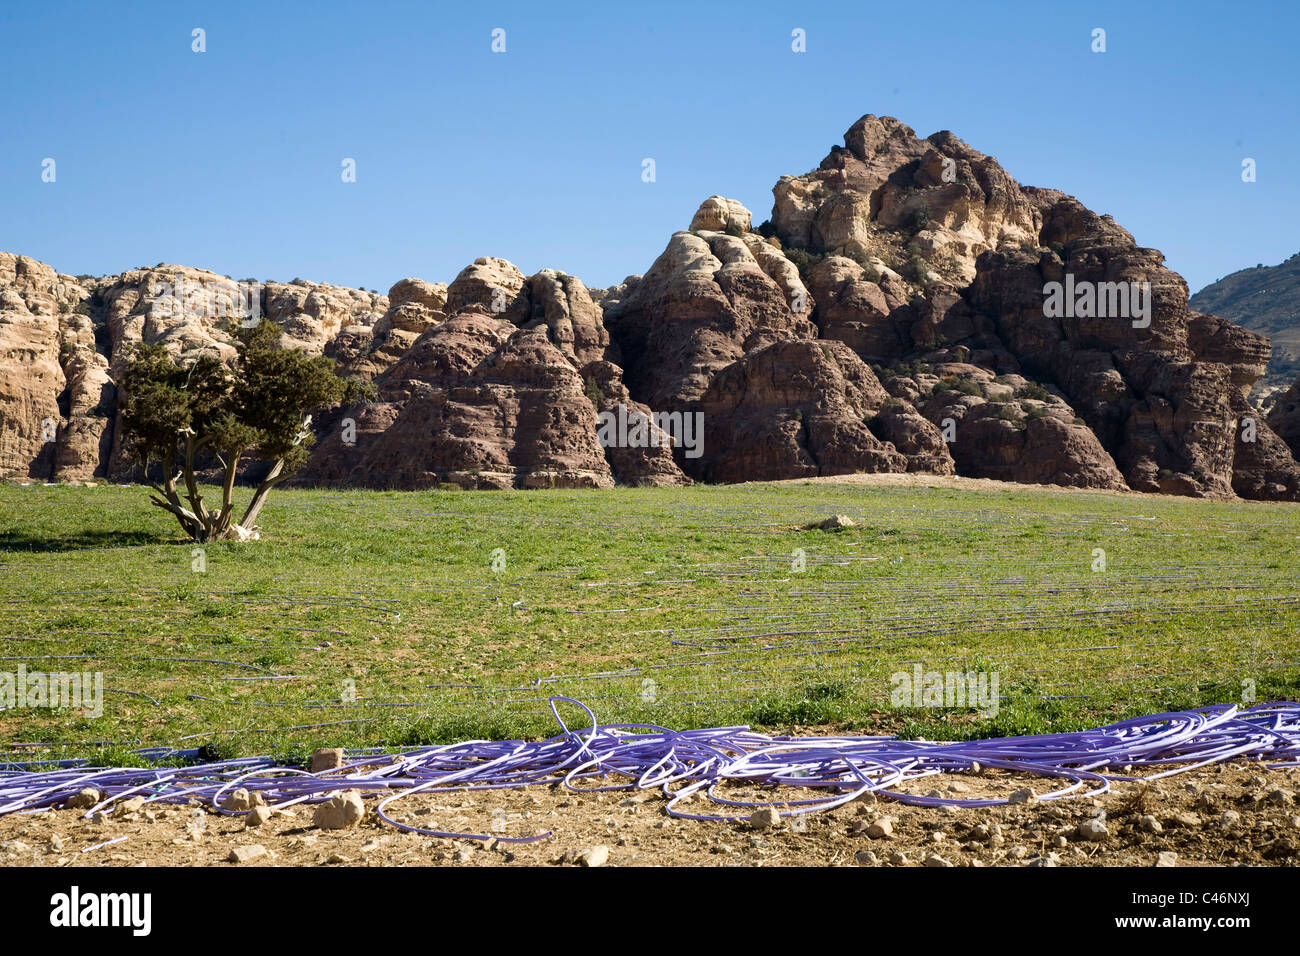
left=1, top=479, right=1297, bottom=765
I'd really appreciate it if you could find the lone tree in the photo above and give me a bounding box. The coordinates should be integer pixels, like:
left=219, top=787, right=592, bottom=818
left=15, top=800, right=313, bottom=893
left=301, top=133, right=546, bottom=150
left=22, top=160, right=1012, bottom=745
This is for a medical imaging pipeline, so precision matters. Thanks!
left=119, top=320, right=364, bottom=541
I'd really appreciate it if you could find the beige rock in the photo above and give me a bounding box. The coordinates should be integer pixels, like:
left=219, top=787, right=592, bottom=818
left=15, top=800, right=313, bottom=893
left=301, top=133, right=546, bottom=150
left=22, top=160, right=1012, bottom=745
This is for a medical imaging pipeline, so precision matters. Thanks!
left=310, top=748, right=346, bottom=773
left=228, top=844, right=268, bottom=863
left=66, top=788, right=102, bottom=810
left=577, top=845, right=611, bottom=867
left=245, top=805, right=274, bottom=828
left=313, top=790, right=366, bottom=830
left=689, top=196, right=752, bottom=234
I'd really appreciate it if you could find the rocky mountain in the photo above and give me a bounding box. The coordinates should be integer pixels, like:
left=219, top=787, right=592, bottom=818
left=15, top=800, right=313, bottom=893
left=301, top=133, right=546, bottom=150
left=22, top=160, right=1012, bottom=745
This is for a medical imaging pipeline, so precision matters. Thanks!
left=1189, top=253, right=1300, bottom=402
left=4, top=114, right=1300, bottom=501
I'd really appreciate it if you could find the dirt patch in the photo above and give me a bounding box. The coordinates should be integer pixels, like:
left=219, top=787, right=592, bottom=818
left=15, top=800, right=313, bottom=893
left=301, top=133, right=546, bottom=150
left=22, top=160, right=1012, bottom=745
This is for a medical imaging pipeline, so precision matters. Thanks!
left=767, top=470, right=1300, bottom=505
left=3, top=762, right=1297, bottom=867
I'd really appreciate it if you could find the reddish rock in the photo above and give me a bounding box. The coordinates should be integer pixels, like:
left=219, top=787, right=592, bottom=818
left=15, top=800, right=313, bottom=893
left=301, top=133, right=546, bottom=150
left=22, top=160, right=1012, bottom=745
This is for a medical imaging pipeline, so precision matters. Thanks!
left=692, top=339, right=945, bottom=483
left=578, top=360, right=690, bottom=487
left=297, top=313, right=614, bottom=490
left=605, top=231, right=817, bottom=411
left=1265, top=379, right=1300, bottom=459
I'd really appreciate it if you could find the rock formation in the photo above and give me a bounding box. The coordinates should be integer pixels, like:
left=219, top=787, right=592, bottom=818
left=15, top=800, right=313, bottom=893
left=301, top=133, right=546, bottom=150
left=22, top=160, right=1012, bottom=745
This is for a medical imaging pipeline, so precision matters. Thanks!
left=297, top=313, right=615, bottom=490
left=3, top=112, right=1299, bottom=500
left=1265, top=379, right=1300, bottom=461
left=1190, top=251, right=1300, bottom=394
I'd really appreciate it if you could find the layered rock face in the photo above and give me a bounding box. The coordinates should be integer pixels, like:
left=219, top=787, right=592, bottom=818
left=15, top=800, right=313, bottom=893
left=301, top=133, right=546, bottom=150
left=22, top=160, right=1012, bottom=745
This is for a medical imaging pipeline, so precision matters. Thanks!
left=1265, top=379, right=1300, bottom=460
left=693, top=339, right=953, bottom=483
left=603, top=230, right=817, bottom=410
left=1190, top=251, right=1300, bottom=394
left=298, top=313, right=615, bottom=490
left=0, top=254, right=79, bottom=479
left=752, top=114, right=1300, bottom=500
left=298, top=263, right=690, bottom=490
left=0, top=259, right=385, bottom=482
left=4, top=112, right=1298, bottom=499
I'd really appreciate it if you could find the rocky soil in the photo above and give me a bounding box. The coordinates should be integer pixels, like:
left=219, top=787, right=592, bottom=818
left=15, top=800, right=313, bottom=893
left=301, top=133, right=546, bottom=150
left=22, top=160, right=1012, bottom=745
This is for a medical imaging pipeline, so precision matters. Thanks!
left=2, top=762, right=1296, bottom=868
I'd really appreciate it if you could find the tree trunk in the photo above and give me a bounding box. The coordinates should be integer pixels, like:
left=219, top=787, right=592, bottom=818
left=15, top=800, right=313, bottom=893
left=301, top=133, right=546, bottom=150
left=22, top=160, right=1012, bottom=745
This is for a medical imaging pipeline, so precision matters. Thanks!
left=239, top=457, right=285, bottom=531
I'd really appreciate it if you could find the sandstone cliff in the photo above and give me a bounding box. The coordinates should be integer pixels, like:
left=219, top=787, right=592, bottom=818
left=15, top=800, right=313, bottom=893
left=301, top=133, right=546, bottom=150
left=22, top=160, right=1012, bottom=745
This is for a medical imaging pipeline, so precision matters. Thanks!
left=3, top=113, right=1298, bottom=500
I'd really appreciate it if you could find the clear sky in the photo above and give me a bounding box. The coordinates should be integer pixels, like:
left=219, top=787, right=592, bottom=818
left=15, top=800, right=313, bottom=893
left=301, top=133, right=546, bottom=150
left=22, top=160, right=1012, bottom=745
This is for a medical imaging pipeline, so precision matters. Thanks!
left=2, top=0, right=1297, bottom=294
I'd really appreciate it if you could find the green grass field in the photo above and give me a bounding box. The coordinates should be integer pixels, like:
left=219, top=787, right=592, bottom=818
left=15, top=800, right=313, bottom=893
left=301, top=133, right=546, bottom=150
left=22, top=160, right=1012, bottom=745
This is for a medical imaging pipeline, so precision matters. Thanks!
left=1, top=479, right=1297, bottom=764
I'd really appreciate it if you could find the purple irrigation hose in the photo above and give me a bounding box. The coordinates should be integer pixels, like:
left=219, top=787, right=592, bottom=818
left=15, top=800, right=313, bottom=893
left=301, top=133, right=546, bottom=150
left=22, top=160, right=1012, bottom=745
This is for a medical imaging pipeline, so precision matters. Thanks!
left=1, top=698, right=1297, bottom=841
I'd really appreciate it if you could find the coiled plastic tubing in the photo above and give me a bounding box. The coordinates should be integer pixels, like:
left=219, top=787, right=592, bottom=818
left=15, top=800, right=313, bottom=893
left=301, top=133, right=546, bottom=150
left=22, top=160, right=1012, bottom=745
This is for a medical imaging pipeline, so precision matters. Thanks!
left=1, top=698, right=1296, bottom=843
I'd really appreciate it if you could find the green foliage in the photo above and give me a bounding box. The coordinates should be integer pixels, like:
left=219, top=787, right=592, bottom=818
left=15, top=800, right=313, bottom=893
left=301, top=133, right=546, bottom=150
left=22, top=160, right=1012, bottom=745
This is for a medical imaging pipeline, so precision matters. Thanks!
left=1015, top=382, right=1051, bottom=402
left=119, top=320, right=366, bottom=540
left=784, top=247, right=827, bottom=279
left=583, top=374, right=607, bottom=407
left=936, top=377, right=982, bottom=397
left=904, top=254, right=932, bottom=287
left=724, top=221, right=747, bottom=238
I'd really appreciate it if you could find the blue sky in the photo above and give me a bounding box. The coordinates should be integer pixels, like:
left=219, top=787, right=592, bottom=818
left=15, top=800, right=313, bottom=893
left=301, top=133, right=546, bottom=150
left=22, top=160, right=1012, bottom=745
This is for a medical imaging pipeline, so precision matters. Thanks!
left=2, top=0, right=1296, bottom=294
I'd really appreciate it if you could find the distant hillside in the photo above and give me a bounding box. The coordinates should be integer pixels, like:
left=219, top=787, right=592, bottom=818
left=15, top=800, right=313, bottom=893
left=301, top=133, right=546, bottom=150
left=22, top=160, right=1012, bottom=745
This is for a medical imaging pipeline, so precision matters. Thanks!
left=1190, top=253, right=1300, bottom=395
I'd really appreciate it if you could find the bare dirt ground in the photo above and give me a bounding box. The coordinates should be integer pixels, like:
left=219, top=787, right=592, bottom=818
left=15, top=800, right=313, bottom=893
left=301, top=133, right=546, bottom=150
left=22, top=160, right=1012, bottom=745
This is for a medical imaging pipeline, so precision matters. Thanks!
left=2, top=762, right=1297, bottom=868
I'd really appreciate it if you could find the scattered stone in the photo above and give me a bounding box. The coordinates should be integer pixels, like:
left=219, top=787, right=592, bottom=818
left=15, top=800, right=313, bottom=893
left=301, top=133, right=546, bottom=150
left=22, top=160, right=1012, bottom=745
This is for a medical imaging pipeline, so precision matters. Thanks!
left=749, top=807, right=781, bottom=830
left=888, top=850, right=909, bottom=865
left=1026, top=855, right=1058, bottom=867
left=325, top=852, right=351, bottom=865
left=817, top=515, right=856, bottom=531
left=1054, top=835, right=1069, bottom=848
left=578, top=845, right=611, bottom=868
left=310, top=748, right=346, bottom=773
left=923, top=854, right=953, bottom=868
left=1169, top=812, right=1202, bottom=828
left=866, top=817, right=894, bottom=839
left=948, top=782, right=970, bottom=794
left=1267, top=789, right=1295, bottom=805
left=220, top=789, right=265, bottom=812
left=1076, top=819, right=1109, bottom=842
left=855, top=850, right=878, bottom=865
left=227, top=844, right=268, bottom=864
left=313, top=790, right=365, bottom=830
left=1155, top=851, right=1179, bottom=867
left=245, top=805, right=274, bottom=828
left=1220, top=810, right=1242, bottom=828
left=118, top=797, right=146, bottom=816
left=1139, top=814, right=1163, bottom=834
left=1007, top=846, right=1028, bottom=859
left=1008, top=788, right=1037, bottom=806
left=66, top=788, right=101, bottom=810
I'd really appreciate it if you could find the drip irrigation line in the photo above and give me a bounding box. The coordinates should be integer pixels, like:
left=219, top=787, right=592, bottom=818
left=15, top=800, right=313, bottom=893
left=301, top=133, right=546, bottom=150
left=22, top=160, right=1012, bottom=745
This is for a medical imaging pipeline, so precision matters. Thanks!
left=1, top=698, right=1296, bottom=841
